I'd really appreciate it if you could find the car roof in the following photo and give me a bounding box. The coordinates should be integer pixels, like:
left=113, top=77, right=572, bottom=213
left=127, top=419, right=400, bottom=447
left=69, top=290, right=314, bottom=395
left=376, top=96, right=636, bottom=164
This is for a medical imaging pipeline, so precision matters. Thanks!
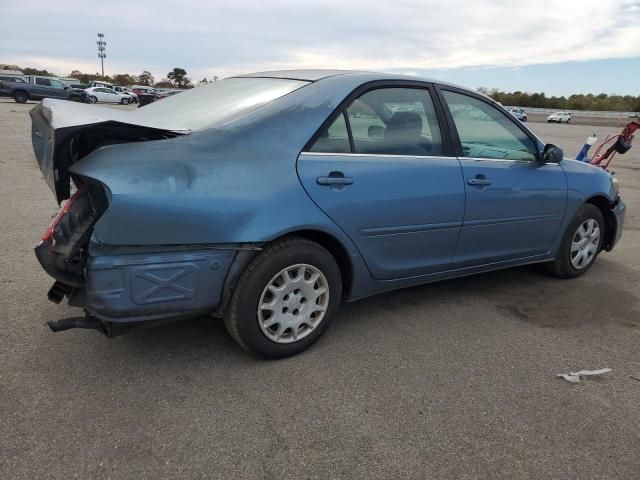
left=234, top=69, right=490, bottom=100
left=236, top=69, right=454, bottom=86
left=236, top=69, right=362, bottom=81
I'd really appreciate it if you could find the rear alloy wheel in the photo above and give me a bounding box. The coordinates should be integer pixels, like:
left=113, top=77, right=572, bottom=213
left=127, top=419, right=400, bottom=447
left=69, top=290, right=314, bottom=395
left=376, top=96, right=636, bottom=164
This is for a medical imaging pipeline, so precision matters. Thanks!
left=224, top=237, right=342, bottom=358
left=121, top=97, right=130, bottom=105
left=547, top=204, right=604, bottom=278
left=13, top=91, right=28, bottom=104
left=257, top=264, right=330, bottom=344
left=89, top=96, right=98, bottom=104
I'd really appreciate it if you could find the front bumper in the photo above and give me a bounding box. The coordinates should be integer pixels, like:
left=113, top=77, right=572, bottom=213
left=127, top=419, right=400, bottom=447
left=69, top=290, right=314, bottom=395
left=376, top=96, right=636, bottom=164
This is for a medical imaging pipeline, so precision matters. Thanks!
left=608, top=197, right=626, bottom=250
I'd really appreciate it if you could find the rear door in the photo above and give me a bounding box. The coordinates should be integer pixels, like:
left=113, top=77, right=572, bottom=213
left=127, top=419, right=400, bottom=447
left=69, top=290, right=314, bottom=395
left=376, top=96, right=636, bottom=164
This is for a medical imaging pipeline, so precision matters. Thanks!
left=297, top=84, right=465, bottom=280
left=33, top=77, right=52, bottom=98
left=438, top=87, right=567, bottom=267
left=94, top=88, right=111, bottom=102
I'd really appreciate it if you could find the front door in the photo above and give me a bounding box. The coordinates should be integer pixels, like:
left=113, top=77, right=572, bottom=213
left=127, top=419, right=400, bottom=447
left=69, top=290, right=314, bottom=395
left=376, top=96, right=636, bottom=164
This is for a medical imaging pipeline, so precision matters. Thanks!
left=298, top=85, right=465, bottom=280
left=439, top=88, right=567, bottom=267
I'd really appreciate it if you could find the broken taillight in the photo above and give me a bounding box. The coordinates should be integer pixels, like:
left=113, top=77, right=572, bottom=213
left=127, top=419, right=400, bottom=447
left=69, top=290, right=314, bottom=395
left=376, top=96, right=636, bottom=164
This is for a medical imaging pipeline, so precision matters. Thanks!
left=40, top=190, right=81, bottom=242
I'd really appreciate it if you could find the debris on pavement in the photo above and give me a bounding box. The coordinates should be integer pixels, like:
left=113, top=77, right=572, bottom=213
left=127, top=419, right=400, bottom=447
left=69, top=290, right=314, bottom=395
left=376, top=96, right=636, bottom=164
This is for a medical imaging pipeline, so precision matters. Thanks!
left=557, top=368, right=612, bottom=383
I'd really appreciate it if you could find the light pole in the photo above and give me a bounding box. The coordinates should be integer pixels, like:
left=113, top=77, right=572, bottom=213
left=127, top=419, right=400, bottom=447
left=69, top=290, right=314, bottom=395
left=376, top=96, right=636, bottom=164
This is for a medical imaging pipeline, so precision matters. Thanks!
left=97, top=33, right=106, bottom=77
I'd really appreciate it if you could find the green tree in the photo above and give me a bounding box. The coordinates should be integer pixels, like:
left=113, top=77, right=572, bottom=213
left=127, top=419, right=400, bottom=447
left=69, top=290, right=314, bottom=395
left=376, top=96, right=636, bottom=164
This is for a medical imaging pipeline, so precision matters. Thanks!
left=112, top=73, right=138, bottom=86
left=22, top=67, right=54, bottom=77
left=167, top=67, right=192, bottom=88
left=138, top=71, right=154, bottom=86
left=153, top=79, right=173, bottom=88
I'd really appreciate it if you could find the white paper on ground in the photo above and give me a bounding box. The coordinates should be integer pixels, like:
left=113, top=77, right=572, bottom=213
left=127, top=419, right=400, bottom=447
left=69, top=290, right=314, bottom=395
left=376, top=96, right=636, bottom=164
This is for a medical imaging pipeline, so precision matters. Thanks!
left=556, top=368, right=612, bottom=383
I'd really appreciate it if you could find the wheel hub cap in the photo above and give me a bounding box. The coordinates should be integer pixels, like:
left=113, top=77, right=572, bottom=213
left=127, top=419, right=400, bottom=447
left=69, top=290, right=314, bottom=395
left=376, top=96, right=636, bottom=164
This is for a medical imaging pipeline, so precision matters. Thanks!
left=570, top=218, right=600, bottom=270
left=257, top=264, right=329, bottom=344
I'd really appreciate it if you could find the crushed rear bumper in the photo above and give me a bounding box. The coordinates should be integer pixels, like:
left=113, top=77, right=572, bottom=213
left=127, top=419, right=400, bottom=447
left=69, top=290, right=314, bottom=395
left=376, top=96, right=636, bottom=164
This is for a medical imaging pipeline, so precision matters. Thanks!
left=83, top=247, right=236, bottom=323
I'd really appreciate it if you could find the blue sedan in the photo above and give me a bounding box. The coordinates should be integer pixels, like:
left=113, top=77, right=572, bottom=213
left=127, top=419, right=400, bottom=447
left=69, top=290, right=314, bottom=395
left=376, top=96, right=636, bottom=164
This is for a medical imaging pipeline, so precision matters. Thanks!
left=31, top=70, right=625, bottom=358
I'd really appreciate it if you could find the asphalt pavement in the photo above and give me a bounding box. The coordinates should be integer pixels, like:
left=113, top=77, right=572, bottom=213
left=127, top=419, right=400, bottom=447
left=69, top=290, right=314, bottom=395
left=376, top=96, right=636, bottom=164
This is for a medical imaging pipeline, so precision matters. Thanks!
left=1, top=98, right=639, bottom=479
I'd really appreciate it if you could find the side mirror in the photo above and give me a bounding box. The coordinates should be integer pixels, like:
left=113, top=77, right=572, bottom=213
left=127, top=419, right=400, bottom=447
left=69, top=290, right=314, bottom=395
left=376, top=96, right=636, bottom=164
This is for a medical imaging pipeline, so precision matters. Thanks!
left=368, top=125, right=384, bottom=139
left=540, top=144, right=563, bottom=163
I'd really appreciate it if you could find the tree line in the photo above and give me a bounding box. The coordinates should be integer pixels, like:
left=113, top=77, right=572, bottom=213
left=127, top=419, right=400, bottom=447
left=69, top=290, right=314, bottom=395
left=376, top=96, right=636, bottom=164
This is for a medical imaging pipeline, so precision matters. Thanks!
left=1, top=64, right=216, bottom=89
left=478, top=87, right=640, bottom=112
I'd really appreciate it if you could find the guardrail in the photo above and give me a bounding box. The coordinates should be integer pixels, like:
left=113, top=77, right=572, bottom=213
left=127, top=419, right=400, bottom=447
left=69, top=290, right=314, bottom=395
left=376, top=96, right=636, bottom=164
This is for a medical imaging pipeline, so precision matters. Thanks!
left=507, top=106, right=638, bottom=119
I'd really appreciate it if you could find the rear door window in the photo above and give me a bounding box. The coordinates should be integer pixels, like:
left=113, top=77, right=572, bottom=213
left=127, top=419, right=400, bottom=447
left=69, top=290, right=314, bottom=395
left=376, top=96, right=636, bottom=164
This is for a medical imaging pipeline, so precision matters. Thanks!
left=347, top=88, right=444, bottom=156
left=308, top=113, right=351, bottom=154
left=307, top=87, right=445, bottom=157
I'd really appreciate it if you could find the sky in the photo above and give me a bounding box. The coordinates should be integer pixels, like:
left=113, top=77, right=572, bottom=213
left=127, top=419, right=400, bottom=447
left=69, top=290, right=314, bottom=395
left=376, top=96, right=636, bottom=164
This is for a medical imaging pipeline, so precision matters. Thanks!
left=1, top=0, right=639, bottom=96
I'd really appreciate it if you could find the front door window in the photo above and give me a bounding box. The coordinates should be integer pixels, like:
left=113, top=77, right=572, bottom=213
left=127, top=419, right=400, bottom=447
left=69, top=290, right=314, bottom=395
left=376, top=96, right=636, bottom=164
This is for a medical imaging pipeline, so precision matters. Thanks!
left=442, top=90, right=537, bottom=161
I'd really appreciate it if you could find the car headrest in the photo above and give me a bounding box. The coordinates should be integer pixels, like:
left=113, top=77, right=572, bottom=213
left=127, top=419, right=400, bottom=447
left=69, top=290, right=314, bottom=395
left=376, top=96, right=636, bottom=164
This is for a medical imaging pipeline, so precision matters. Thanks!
left=384, top=112, right=422, bottom=142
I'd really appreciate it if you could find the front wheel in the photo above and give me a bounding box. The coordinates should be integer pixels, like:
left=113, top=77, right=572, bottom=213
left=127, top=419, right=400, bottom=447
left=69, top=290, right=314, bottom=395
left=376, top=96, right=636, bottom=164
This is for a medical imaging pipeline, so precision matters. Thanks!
left=547, top=204, right=604, bottom=278
left=89, top=96, right=98, bottom=104
left=121, top=97, right=130, bottom=105
left=224, top=237, right=342, bottom=358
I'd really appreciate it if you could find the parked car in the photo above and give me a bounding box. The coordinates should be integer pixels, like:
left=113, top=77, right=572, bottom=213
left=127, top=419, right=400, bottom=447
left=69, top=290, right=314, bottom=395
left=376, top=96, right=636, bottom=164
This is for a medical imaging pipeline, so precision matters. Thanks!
left=1, top=76, right=75, bottom=103
left=112, top=85, right=138, bottom=103
left=84, top=87, right=133, bottom=105
left=31, top=70, right=625, bottom=358
left=130, top=86, right=158, bottom=95
left=547, top=111, right=572, bottom=123
left=507, top=107, right=527, bottom=122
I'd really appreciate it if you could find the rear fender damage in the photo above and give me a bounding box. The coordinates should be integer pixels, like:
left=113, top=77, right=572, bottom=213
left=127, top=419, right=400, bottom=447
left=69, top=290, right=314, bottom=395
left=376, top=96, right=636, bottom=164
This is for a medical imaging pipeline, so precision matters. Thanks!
left=30, top=100, right=185, bottom=204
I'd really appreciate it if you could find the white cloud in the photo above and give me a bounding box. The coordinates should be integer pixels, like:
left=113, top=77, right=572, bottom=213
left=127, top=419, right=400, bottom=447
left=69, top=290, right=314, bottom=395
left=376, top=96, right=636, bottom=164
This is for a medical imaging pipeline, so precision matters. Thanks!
left=1, top=0, right=639, bottom=80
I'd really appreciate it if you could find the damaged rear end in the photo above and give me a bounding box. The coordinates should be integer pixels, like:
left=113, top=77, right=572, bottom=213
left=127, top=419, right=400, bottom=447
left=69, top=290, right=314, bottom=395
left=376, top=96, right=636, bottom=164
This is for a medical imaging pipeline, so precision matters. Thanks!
left=30, top=99, right=193, bottom=334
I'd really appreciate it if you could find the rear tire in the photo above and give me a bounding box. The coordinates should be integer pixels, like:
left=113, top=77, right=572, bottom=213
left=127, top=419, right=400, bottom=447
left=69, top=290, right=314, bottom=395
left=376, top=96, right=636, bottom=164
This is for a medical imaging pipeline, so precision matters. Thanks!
left=547, top=204, right=604, bottom=278
left=224, top=237, right=342, bottom=358
left=13, top=91, right=28, bottom=104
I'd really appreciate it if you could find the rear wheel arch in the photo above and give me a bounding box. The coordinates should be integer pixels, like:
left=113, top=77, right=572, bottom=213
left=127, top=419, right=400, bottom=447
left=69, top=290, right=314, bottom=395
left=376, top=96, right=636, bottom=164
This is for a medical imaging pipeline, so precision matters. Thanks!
left=215, top=230, right=353, bottom=318
left=585, top=195, right=616, bottom=249
left=281, top=230, right=353, bottom=296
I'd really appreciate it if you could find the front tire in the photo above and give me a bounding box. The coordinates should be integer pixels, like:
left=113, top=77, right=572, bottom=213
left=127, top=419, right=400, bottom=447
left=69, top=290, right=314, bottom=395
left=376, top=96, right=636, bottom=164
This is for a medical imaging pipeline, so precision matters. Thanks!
left=121, top=97, right=130, bottom=105
left=89, top=96, right=98, bottom=104
left=224, top=237, right=342, bottom=358
left=547, top=204, right=604, bottom=278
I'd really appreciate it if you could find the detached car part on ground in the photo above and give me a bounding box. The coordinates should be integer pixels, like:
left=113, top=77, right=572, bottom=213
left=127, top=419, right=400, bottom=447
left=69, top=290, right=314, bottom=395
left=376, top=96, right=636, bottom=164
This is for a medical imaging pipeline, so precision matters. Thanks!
left=31, top=70, right=625, bottom=358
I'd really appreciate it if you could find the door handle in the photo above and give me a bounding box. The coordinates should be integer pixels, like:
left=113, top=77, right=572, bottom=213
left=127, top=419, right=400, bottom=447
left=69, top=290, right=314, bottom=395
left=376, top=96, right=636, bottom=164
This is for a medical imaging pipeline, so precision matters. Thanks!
left=467, top=177, right=492, bottom=186
left=316, top=175, right=353, bottom=186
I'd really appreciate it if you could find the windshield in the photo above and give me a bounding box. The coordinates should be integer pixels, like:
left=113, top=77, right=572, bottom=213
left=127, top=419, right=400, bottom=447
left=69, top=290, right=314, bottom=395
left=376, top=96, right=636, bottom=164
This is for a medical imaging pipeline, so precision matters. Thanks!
left=130, top=77, right=309, bottom=131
